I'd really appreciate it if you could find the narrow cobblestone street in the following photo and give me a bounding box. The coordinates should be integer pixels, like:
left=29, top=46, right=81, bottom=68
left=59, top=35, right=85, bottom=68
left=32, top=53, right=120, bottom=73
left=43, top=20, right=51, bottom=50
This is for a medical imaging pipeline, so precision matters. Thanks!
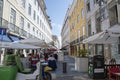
left=50, top=56, right=93, bottom=80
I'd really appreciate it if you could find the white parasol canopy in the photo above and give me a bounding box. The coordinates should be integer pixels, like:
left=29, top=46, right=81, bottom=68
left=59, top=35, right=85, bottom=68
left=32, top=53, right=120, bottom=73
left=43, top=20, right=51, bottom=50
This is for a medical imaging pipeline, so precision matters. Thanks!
left=15, top=38, right=50, bottom=48
left=0, top=41, right=40, bottom=49
left=83, top=25, right=120, bottom=44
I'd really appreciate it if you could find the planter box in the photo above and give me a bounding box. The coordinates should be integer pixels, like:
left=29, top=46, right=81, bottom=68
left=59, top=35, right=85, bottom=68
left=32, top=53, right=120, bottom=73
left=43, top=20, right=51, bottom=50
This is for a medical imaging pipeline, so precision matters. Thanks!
left=75, top=57, right=88, bottom=72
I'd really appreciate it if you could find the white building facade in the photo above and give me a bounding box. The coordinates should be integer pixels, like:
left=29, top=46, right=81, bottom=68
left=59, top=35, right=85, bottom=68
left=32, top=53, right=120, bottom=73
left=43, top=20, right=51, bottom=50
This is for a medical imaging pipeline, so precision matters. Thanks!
left=61, top=7, right=70, bottom=54
left=0, top=0, right=52, bottom=43
left=85, top=0, right=120, bottom=63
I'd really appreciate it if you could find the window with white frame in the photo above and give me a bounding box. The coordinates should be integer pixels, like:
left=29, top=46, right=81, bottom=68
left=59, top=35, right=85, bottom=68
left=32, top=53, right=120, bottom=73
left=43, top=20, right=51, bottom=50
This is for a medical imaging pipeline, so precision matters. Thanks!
left=10, top=8, right=16, bottom=32
left=37, top=15, right=39, bottom=24
left=33, top=10, right=36, bottom=20
left=34, top=0, right=36, bottom=5
left=37, top=2, right=39, bottom=10
left=33, top=27, right=35, bottom=35
left=27, top=22, right=30, bottom=31
left=0, top=0, right=3, bottom=17
left=94, top=0, right=99, bottom=4
left=21, top=0, right=25, bottom=8
left=10, top=8, right=16, bottom=24
left=20, top=16, right=24, bottom=29
left=28, top=4, right=31, bottom=15
left=87, top=20, right=91, bottom=37
left=36, top=30, right=38, bottom=35
left=82, top=26, right=85, bottom=38
left=40, top=20, right=41, bottom=27
left=78, top=29, right=80, bottom=42
left=19, top=16, right=24, bottom=35
left=77, top=12, right=81, bottom=22
left=81, top=8, right=84, bottom=18
left=27, top=22, right=30, bottom=37
left=87, top=2, right=90, bottom=12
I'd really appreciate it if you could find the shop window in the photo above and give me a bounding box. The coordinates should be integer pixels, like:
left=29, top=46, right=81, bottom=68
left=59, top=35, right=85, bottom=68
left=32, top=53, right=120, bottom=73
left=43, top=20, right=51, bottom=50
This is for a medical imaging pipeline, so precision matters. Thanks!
left=95, top=44, right=104, bottom=55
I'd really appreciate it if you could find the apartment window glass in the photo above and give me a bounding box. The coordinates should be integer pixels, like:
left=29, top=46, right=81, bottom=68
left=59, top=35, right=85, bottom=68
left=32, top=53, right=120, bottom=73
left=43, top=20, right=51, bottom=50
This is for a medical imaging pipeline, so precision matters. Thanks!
left=94, top=0, right=99, bottom=4
left=95, top=13, right=101, bottom=33
left=81, top=8, right=84, bottom=18
left=77, top=12, right=81, bottom=22
left=28, top=4, right=31, bottom=15
left=88, top=20, right=91, bottom=37
left=40, top=20, right=41, bottom=27
left=36, top=30, right=38, bottom=35
left=33, top=27, right=35, bottom=35
left=34, top=0, right=36, bottom=5
left=101, top=8, right=105, bottom=21
left=78, top=29, right=80, bottom=42
left=21, top=0, right=25, bottom=8
left=37, top=15, right=39, bottom=24
left=87, top=2, right=90, bottom=12
left=20, top=16, right=24, bottom=29
left=27, top=22, right=30, bottom=37
left=82, top=26, right=85, bottom=36
left=27, top=23, right=30, bottom=28
left=0, top=0, right=3, bottom=17
left=10, top=8, right=16, bottom=24
left=33, top=10, right=36, bottom=20
left=109, top=5, right=118, bottom=26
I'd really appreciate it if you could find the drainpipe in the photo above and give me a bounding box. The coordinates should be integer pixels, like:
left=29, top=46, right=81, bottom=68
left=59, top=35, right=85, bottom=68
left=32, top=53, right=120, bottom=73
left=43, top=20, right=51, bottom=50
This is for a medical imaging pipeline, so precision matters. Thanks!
left=118, top=37, right=120, bottom=54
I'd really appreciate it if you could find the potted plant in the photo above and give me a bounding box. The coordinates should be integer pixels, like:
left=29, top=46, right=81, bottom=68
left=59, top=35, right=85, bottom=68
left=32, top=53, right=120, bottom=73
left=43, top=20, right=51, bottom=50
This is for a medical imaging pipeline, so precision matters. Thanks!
left=78, top=49, right=88, bottom=57
left=75, top=49, right=88, bottom=72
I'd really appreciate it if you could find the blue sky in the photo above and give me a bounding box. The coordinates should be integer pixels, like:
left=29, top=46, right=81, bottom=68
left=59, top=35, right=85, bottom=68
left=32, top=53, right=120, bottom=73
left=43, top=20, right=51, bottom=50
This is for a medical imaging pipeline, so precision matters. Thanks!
left=44, top=0, right=73, bottom=38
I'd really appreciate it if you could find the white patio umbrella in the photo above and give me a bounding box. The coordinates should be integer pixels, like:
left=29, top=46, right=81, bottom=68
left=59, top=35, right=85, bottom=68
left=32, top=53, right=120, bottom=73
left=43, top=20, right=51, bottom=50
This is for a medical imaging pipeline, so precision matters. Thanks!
left=0, top=42, right=11, bottom=48
left=0, top=41, right=40, bottom=49
left=15, top=38, right=50, bottom=48
left=83, top=25, right=120, bottom=44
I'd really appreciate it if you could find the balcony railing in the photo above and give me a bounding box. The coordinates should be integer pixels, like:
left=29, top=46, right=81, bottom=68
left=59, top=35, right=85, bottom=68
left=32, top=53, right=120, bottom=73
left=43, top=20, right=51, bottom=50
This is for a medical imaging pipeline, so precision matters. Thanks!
left=0, top=17, right=35, bottom=39
left=70, top=35, right=86, bottom=46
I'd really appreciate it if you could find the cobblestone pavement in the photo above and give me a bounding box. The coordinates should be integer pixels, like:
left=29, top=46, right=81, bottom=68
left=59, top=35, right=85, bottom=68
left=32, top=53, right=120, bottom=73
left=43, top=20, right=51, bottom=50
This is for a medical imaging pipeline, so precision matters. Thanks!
left=50, top=56, right=107, bottom=80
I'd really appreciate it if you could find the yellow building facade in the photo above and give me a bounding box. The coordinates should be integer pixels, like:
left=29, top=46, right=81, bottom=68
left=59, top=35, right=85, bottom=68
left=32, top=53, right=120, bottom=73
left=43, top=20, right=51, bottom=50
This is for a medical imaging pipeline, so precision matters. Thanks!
left=69, top=0, right=87, bottom=56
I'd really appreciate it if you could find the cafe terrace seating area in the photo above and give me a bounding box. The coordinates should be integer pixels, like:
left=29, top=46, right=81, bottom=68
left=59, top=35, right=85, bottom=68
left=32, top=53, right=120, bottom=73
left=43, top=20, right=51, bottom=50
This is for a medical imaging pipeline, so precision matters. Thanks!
left=105, top=58, right=120, bottom=80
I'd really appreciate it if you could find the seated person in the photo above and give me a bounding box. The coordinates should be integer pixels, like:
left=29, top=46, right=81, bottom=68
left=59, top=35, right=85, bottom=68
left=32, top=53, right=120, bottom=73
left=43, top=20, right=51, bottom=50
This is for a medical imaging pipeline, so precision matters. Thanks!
left=29, top=50, right=39, bottom=71
left=48, top=54, right=57, bottom=70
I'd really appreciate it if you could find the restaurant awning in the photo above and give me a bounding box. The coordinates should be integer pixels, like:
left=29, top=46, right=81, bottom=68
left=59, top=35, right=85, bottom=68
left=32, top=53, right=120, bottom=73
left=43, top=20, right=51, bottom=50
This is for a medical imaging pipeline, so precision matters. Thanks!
left=83, top=24, right=120, bottom=44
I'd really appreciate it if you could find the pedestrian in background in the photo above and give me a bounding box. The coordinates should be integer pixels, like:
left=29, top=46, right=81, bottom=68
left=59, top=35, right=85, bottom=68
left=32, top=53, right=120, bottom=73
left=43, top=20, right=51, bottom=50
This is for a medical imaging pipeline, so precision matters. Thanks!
left=54, top=51, right=58, bottom=61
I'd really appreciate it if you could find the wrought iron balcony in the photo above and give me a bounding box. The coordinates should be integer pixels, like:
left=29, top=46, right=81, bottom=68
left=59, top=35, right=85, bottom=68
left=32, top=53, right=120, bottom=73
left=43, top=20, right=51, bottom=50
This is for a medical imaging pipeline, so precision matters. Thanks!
left=70, top=35, right=86, bottom=46
left=0, top=17, right=35, bottom=39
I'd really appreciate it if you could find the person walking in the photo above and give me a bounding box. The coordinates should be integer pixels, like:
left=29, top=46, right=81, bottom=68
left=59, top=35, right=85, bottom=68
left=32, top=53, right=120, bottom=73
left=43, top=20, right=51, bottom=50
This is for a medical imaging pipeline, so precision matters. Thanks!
left=53, top=51, right=58, bottom=61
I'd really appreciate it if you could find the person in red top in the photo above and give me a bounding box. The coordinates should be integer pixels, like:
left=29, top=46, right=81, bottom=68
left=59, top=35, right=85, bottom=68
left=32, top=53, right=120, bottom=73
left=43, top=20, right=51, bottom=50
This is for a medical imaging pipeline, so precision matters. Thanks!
left=29, top=50, right=40, bottom=71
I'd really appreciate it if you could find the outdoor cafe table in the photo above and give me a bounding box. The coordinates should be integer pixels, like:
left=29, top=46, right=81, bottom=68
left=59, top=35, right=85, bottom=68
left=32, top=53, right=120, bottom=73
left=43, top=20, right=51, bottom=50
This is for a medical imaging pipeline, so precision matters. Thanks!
left=114, top=73, right=120, bottom=80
